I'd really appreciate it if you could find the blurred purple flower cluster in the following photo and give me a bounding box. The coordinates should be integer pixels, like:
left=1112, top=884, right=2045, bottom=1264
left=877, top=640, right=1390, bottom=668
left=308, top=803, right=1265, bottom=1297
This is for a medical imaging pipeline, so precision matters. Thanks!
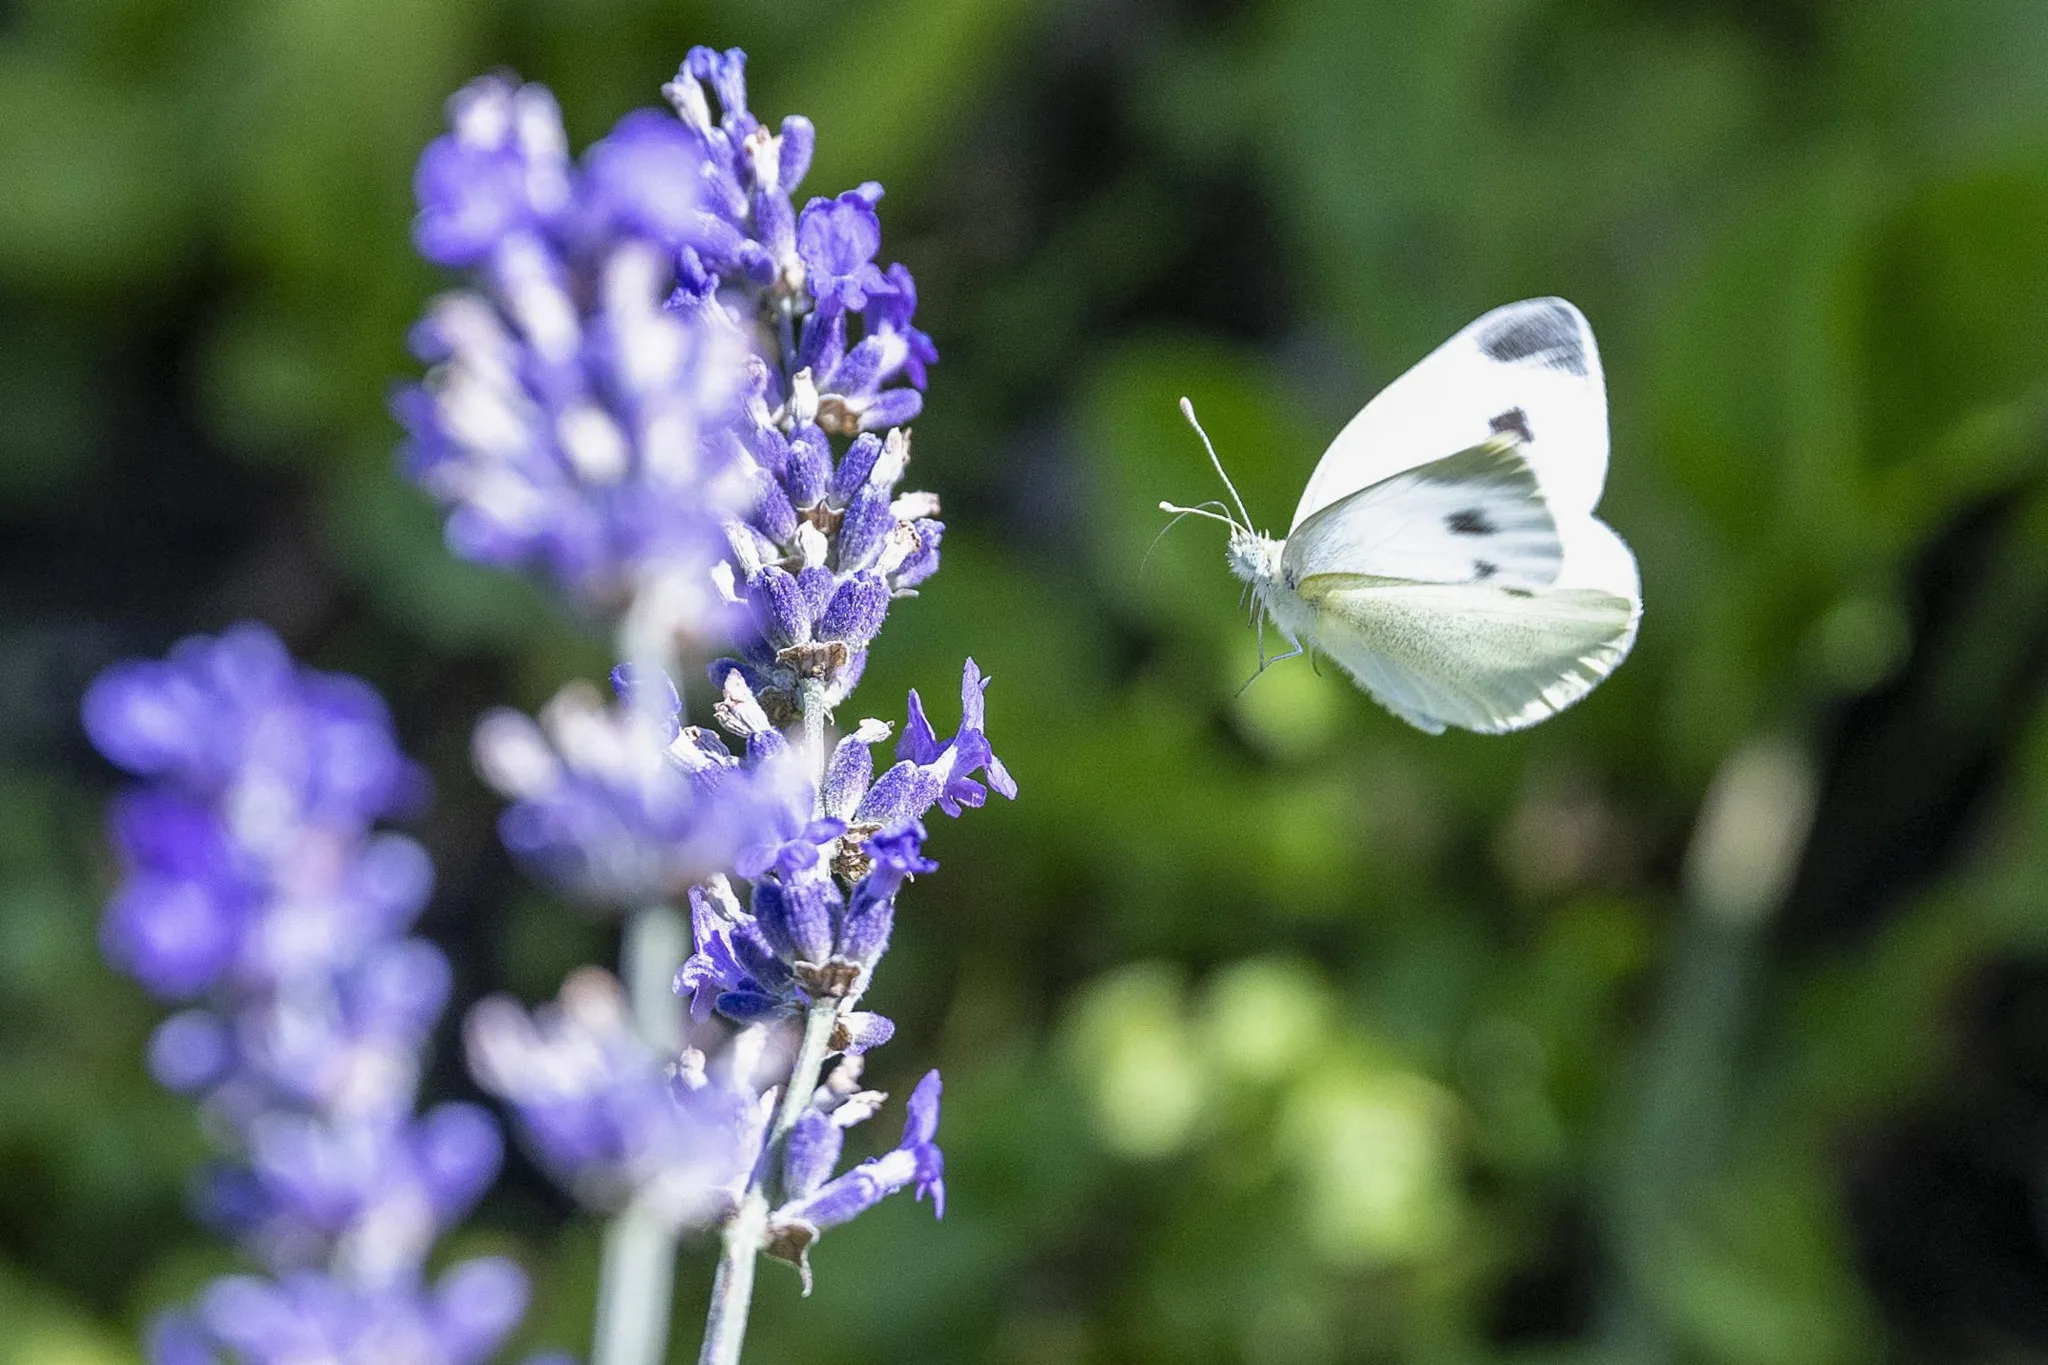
left=469, top=667, right=809, bottom=909
left=84, top=624, right=537, bottom=1364
left=467, top=966, right=766, bottom=1225
left=397, top=72, right=746, bottom=616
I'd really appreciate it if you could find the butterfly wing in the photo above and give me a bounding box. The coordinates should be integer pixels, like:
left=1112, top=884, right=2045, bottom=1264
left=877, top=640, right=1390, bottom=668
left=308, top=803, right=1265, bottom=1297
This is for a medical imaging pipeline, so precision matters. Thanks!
left=1292, top=298, right=1610, bottom=531
left=1283, top=440, right=1565, bottom=591
left=1295, top=573, right=1640, bottom=734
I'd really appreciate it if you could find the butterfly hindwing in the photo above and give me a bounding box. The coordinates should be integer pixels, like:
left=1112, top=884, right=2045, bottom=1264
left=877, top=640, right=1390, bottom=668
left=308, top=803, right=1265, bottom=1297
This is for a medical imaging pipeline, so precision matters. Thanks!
left=1290, top=298, right=1610, bottom=531
left=1294, top=575, right=1639, bottom=734
left=1283, top=440, right=1563, bottom=591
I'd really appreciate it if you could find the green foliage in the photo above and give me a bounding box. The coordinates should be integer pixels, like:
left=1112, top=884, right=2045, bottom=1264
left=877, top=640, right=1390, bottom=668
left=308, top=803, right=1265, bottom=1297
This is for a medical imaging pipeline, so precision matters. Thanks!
left=4, top=0, right=2048, bottom=1361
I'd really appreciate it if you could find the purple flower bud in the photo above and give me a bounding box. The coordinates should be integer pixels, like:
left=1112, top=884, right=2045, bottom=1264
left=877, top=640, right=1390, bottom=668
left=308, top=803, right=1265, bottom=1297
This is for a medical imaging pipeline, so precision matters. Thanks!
left=778, top=116, right=815, bottom=192
left=748, top=567, right=812, bottom=648
left=836, top=485, right=895, bottom=571
left=752, top=467, right=800, bottom=541
left=745, top=418, right=791, bottom=478
left=412, top=76, right=571, bottom=268
left=857, top=386, right=923, bottom=432
left=781, top=1110, right=844, bottom=1202
left=838, top=1011, right=896, bottom=1054
left=831, top=432, right=882, bottom=501
left=753, top=187, right=796, bottom=259
left=102, top=876, right=241, bottom=1000
left=821, top=720, right=888, bottom=820
left=770, top=1070, right=944, bottom=1233
left=608, top=663, right=683, bottom=741
left=432, top=1257, right=530, bottom=1362
left=796, top=307, right=845, bottom=379
left=686, top=47, right=752, bottom=126
left=827, top=337, right=887, bottom=398
left=148, top=1010, right=233, bottom=1092
left=837, top=877, right=894, bottom=967
left=784, top=863, right=844, bottom=965
left=416, top=1103, right=504, bottom=1219
left=819, top=574, right=889, bottom=647
left=785, top=423, right=832, bottom=507
left=797, top=565, right=838, bottom=626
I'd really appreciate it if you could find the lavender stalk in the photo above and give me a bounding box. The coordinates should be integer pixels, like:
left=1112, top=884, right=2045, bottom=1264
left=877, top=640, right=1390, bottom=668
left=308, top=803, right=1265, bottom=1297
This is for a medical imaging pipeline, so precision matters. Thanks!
left=83, top=625, right=543, bottom=1364
left=400, top=42, right=1011, bottom=1365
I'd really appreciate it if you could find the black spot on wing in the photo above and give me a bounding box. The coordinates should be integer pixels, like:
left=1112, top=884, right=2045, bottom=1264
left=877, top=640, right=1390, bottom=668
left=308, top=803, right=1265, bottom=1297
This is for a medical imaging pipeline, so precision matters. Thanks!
left=1477, top=303, right=1589, bottom=375
left=1489, top=407, right=1534, bottom=442
left=1447, top=508, right=1496, bottom=536
left=1473, top=559, right=1498, bottom=580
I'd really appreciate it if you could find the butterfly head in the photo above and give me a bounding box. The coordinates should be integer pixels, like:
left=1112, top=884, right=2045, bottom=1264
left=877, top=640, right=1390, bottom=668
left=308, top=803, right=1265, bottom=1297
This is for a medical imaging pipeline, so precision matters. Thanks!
left=1224, top=525, right=1284, bottom=587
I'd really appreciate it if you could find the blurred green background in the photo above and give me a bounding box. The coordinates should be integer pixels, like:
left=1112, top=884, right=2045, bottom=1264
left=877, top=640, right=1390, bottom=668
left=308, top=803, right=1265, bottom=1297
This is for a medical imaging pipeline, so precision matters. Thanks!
left=5, top=0, right=2048, bottom=1361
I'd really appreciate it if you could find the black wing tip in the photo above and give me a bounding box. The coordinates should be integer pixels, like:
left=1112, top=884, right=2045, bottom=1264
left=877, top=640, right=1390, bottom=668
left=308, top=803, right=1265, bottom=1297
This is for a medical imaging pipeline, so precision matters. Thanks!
left=1474, top=299, right=1593, bottom=376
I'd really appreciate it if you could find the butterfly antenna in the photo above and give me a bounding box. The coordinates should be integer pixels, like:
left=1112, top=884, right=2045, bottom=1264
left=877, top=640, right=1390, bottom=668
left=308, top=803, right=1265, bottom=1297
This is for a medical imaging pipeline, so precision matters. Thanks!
left=1157, top=500, right=1242, bottom=530
left=1142, top=505, right=1220, bottom=574
left=1179, top=397, right=1254, bottom=532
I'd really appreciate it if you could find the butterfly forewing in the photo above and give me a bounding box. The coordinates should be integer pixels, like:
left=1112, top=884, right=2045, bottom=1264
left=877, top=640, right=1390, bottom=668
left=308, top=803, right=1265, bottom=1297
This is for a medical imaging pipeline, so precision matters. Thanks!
left=1290, top=298, right=1610, bottom=531
left=1283, top=440, right=1564, bottom=591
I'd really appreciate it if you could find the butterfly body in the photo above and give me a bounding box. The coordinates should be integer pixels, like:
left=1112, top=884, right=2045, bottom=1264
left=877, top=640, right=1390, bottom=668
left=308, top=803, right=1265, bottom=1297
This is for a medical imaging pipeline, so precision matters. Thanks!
left=1170, top=299, right=1641, bottom=735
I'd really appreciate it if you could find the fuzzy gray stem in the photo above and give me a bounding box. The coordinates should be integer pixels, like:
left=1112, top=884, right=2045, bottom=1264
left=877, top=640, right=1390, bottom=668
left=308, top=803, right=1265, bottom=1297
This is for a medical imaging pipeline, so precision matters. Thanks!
left=697, top=1191, right=765, bottom=1365
left=799, top=677, right=829, bottom=817
left=593, top=1197, right=679, bottom=1365
left=696, top=999, right=840, bottom=1365
left=589, top=903, right=690, bottom=1365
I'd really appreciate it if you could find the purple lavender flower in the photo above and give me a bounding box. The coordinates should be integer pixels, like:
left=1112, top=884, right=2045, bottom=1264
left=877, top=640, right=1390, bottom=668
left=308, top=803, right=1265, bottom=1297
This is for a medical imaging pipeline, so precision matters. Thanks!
left=670, top=659, right=1011, bottom=1035
left=763, top=1071, right=944, bottom=1289
left=397, top=41, right=1002, bottom=1356
left=833, top=659, right=1019, bottom=829
left=148, top=1257, right=532, bottom=1365
left=83, top=624, right=431, bottom=1005
left=715, top=418, right=944, bottom=714
left=413, top=76, right=573, bottom=268
left=471, top=669, right=810, bottom=910
left=86, top=626, right=530, bottom=1356
left=399, top=74, right=748, bottom=616
left=466, top=968, right=765, bottom=1227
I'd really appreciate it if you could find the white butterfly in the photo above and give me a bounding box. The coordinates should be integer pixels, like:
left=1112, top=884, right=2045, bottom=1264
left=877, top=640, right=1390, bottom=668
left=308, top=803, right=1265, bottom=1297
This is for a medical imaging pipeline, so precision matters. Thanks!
left=1163, top=298, right=1641, bottom=735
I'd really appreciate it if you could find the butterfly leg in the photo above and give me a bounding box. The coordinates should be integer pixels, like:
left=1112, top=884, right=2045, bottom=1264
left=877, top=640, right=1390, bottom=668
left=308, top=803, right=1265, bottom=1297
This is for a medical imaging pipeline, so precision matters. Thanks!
left=1233, top=639, right=1306, bottom=697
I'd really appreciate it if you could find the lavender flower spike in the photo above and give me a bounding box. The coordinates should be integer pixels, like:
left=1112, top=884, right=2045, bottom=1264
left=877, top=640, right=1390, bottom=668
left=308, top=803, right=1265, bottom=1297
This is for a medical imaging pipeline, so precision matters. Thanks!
left=85, top=625, right=533, bottom=1362
left=397, top=39, right=1005, bottom=1365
